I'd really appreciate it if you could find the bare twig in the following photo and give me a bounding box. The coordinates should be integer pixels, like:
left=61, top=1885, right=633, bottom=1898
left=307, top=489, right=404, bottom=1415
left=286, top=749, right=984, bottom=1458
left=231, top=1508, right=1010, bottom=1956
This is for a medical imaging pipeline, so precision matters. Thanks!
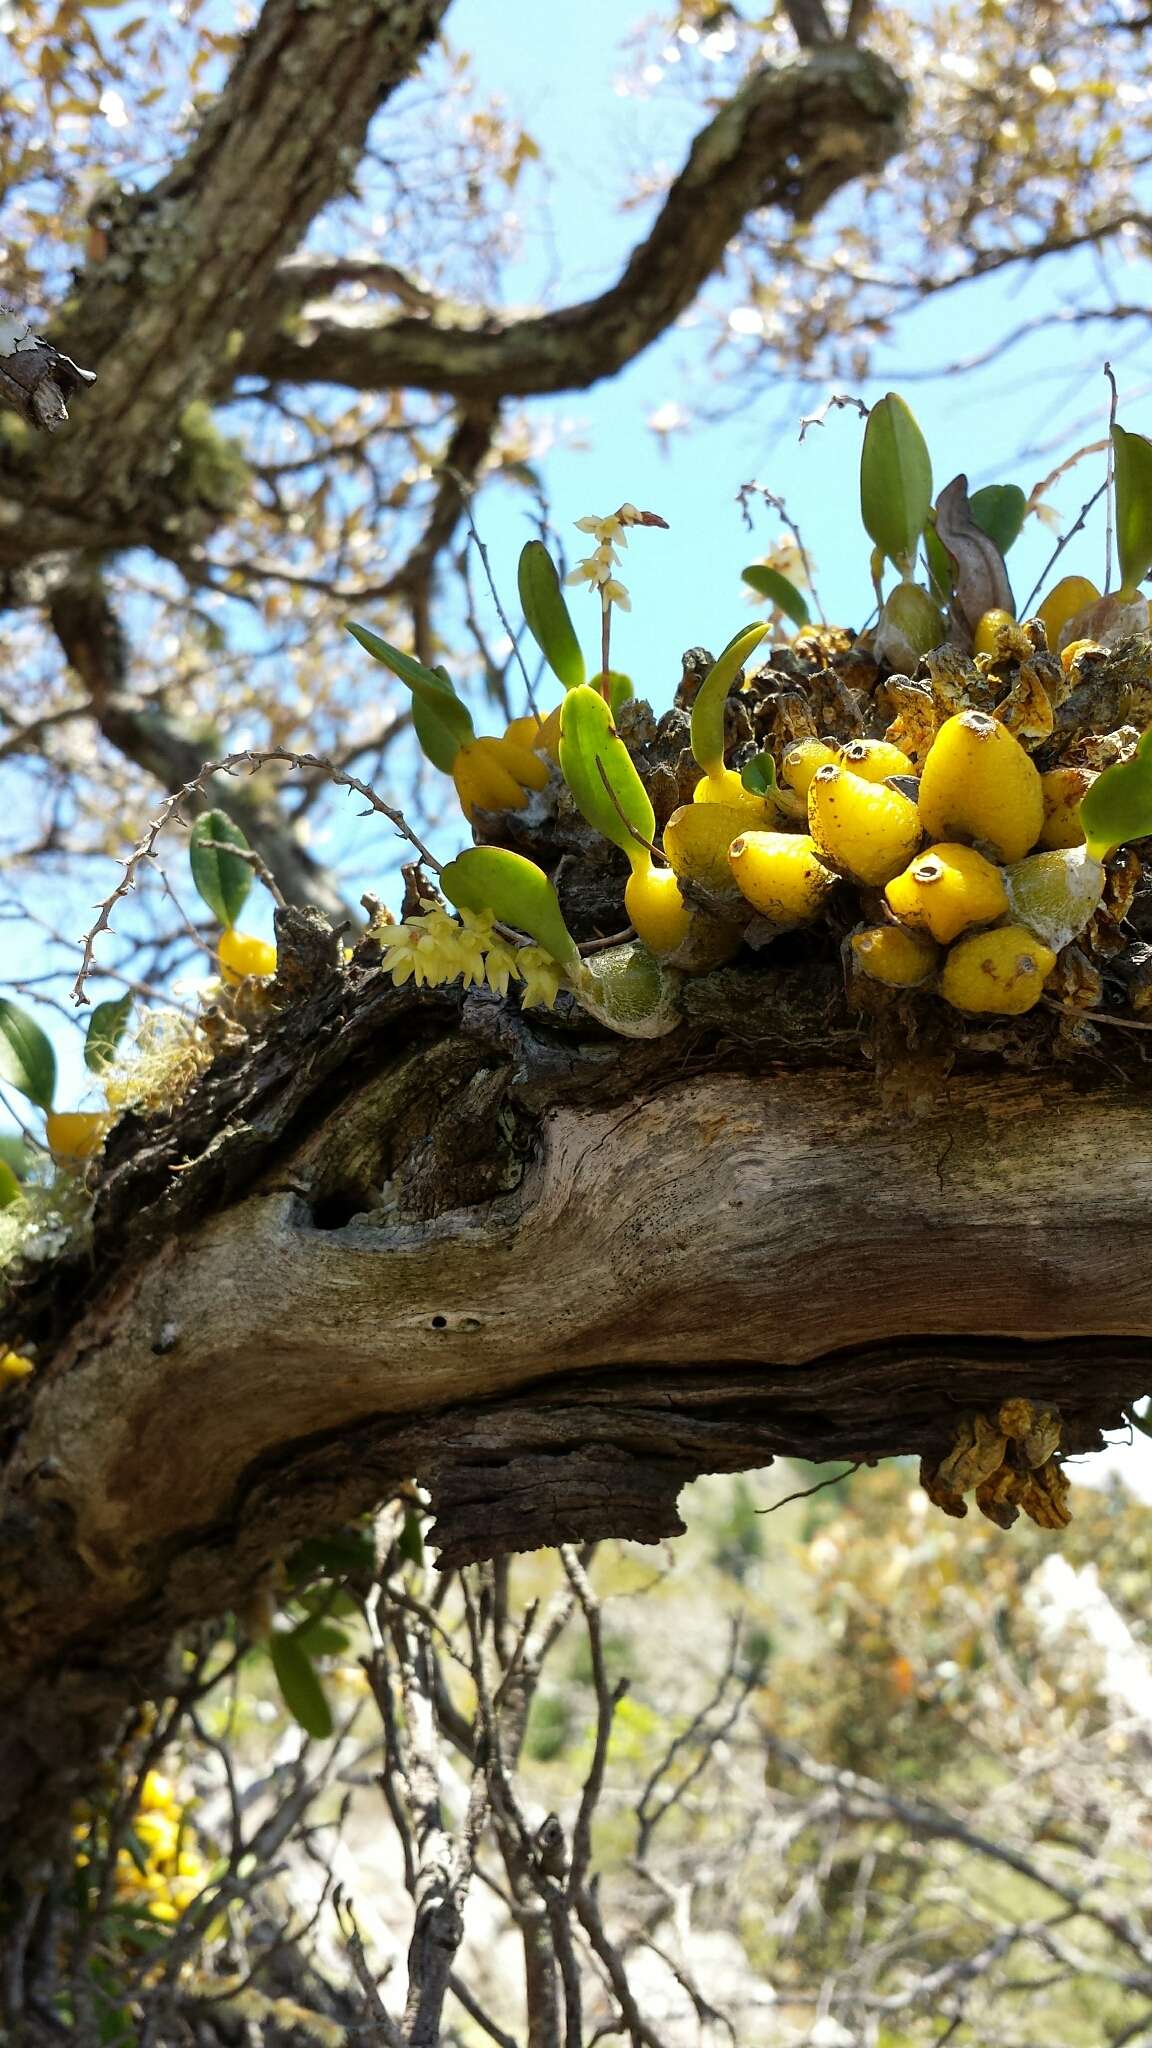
left=73, top=749, right=440, bottom=1004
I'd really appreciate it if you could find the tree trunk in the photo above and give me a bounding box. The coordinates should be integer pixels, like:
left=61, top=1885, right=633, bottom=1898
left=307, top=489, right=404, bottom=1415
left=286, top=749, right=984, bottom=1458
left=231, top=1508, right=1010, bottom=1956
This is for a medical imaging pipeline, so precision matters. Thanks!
left=1, top=950, right=1149, bottom=1874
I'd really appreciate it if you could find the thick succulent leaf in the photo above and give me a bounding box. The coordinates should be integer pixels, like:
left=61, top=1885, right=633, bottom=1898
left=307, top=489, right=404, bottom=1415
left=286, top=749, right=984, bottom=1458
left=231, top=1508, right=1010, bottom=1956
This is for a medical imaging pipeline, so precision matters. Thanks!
left=1079, top=728, right=1152, bottom=858
left=346, top=622, right=475, bottom=744
left=269, top=1631, right=333, bottom=1740
left=741, top=564, right=810, bottom=627
left=441, top=846, right=581, bottom=974
left=412, top=693, right=467, bottom=772
left=189, top=811, right=253, bottom=931
left=518, top=540, right=586, bottom=689
left=740, top=751, right=779, bottom=796
left=860, top=393, right=934, bottom=570
left=968, top=483, right=1027, bottom=556
left=1111, top=423, right=1152, bottom=596
left=934, top=475, right=1014, bottom=637
left=84, top=993, right=133, bottom=1074
left=559, top=683, right=655, bottom=868
left=689, top=623, right=769, bottom=777
left=924, top=515, right=954, bottom=604
left=0, top=998, right=55, bottom=1110
left=587, top=672, right=634, bottom=714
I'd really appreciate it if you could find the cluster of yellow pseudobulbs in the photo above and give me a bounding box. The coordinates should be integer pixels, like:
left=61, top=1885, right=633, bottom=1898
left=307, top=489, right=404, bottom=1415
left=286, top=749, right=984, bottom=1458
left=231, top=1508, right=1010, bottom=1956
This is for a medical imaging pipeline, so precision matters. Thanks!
left=662, top=710, right=1105, bottom=1018
left=75, top=1768, right=210, bottom=1924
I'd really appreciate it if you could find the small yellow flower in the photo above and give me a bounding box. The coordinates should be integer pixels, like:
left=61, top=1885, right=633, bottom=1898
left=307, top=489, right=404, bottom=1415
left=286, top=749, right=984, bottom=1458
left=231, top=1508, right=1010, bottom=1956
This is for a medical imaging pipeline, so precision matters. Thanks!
left=377, top=920, right=456, bottom=988
left=483, top=934, right=520, bottom=996
left=516, top=946, right=564, bottom=1009
left=0, top=1349, right=35, bottom=1386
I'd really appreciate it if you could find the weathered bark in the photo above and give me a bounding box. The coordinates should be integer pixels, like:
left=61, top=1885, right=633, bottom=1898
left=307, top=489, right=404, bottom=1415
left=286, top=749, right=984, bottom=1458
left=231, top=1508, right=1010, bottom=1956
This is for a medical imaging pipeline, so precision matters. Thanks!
left=241, top=45, right=907, bottom=401
left=1, top=953, right=1149, bottom=1874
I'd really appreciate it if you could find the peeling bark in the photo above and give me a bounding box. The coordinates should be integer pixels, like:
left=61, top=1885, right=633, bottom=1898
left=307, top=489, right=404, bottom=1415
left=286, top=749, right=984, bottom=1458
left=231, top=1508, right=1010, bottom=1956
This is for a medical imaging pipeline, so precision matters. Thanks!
left=1, top=954, right=1150, bottom=1874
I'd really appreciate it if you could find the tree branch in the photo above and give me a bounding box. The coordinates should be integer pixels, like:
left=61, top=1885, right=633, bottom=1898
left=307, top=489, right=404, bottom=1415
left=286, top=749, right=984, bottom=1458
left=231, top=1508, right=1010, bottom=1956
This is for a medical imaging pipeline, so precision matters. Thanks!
left=47, top=0, right=454, bottom=517
left=239, top=46, right=907, bottom=401
left=46, top=569, right=358, bottom=929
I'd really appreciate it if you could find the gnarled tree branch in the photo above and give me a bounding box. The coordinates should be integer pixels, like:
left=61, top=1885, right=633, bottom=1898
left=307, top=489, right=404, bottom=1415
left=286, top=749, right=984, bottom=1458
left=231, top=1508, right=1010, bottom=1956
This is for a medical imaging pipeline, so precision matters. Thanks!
left=0, top=958, right=1146, bottom=1875
left=239, top=46, right=908, bottom=401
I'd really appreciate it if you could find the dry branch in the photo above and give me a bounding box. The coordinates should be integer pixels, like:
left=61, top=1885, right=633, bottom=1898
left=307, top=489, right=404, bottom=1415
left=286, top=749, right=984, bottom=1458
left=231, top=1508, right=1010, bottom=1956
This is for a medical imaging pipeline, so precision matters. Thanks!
left=1, top=949, right=1150, bottom=1876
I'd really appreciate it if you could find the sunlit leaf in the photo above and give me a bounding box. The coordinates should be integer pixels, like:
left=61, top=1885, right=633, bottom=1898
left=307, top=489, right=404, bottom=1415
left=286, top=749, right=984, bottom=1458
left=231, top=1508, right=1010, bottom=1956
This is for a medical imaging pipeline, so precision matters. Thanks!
left=518, top=540, right=585, bottom=689
left=189, top=811, right=253, bottom=931
left=689, top=623, right=768, bottom=777
left=860, top=393, right=933, bottom=571
left=1079, top=727, right=1152, bottom=858
left=412, top=693, right=466, bottom=773
left=0, top=1160, right=19, bottom=1209
left=441, top=847, right=580, bottom=974
left=559, top=683, right=655, bottom=869
left=968, top=483, right=1027, bottom=557
left=741, top=565, right=810, bottom=627
left=740, top=750, right=778, bottom=797
left=924, top=515, right=954, bottom=604
left=0, top=998, right=56, bottom=1111
left=84, top=994, right=133, bottom=1074
left=269, top=1631, right=333, bottom=1740
left=346, top=622, right=475, bottom=744
left=603, top=671, right=634, bottom=714
left=1111, top=423, right=1152, bottom=596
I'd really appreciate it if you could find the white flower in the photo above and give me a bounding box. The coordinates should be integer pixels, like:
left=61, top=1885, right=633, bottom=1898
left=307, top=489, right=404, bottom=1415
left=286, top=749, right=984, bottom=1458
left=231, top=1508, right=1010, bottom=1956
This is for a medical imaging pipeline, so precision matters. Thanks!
left=600, top=578, right=631, bottom=611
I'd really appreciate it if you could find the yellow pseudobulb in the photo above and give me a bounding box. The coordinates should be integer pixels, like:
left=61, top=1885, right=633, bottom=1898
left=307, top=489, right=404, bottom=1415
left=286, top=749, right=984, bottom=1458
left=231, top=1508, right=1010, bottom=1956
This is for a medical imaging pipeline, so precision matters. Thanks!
left=850, top=925, right=939, bottom=988
left=218, top=930, right=278, bottom=984
left=940, top=925, right=1056, bottom=1016
left=917, top=711, right=1042, bottom=863
left=885, top=842, right=1008, bottom=945
left=624, top=865, right=692, bottom=956
left=727, top=831, right=836, bottom=924
left=807, top=765, right=922, bottom=887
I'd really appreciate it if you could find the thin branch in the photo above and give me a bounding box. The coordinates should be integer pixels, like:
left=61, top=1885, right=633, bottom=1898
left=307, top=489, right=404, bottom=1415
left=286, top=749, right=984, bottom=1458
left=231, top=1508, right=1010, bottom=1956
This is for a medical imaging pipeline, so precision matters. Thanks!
left=73, top=749, right=440, bottom=1004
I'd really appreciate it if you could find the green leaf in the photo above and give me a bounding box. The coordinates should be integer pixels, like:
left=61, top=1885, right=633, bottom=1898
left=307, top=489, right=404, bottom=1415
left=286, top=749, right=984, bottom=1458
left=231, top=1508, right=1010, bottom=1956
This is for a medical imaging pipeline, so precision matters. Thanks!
left=412, top=693, right=467, bottom=773
left=1111, top=423, right=1152, bottom=596
left=398, top=1509, right=425, bottom=1566
left=968, top=484, right=1027, bottom=557
left=287, top=1530, right=376, bottom=1581
left=189, top=811, right=253, bottom=931
left=269, top=1630, right=333, bottom=1739
left=740, top=751, right=778, bottom=797
left=689, top=623, right=769, bottom=777
left=0, top=998, right=55, bottom=1110
left=860, top=393, right=934, bottom=571
left=594, top=675, right=631, bottom=716
left=346, top=622, right=475, bottom=745
left=518, top=541, right=586, bottom=689
left=0, top=1133, right=31, bottom=1181
left=0, top=1159, right=19, bottom=1208
left=1079, top=728, right=1152, bottom=858
left=120, top=1829, right=152, bottom=1881
left=741, top=565, right=810, bottom=627
left=441, top=847, right=581, bottom=974
left=559, top=683, right=655, bottom=871
left=84, top=994, right=133, bottom=1074
left=923, top=515, right=954, bottom=604
left=292, top=1620, right=350, bottom=1657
